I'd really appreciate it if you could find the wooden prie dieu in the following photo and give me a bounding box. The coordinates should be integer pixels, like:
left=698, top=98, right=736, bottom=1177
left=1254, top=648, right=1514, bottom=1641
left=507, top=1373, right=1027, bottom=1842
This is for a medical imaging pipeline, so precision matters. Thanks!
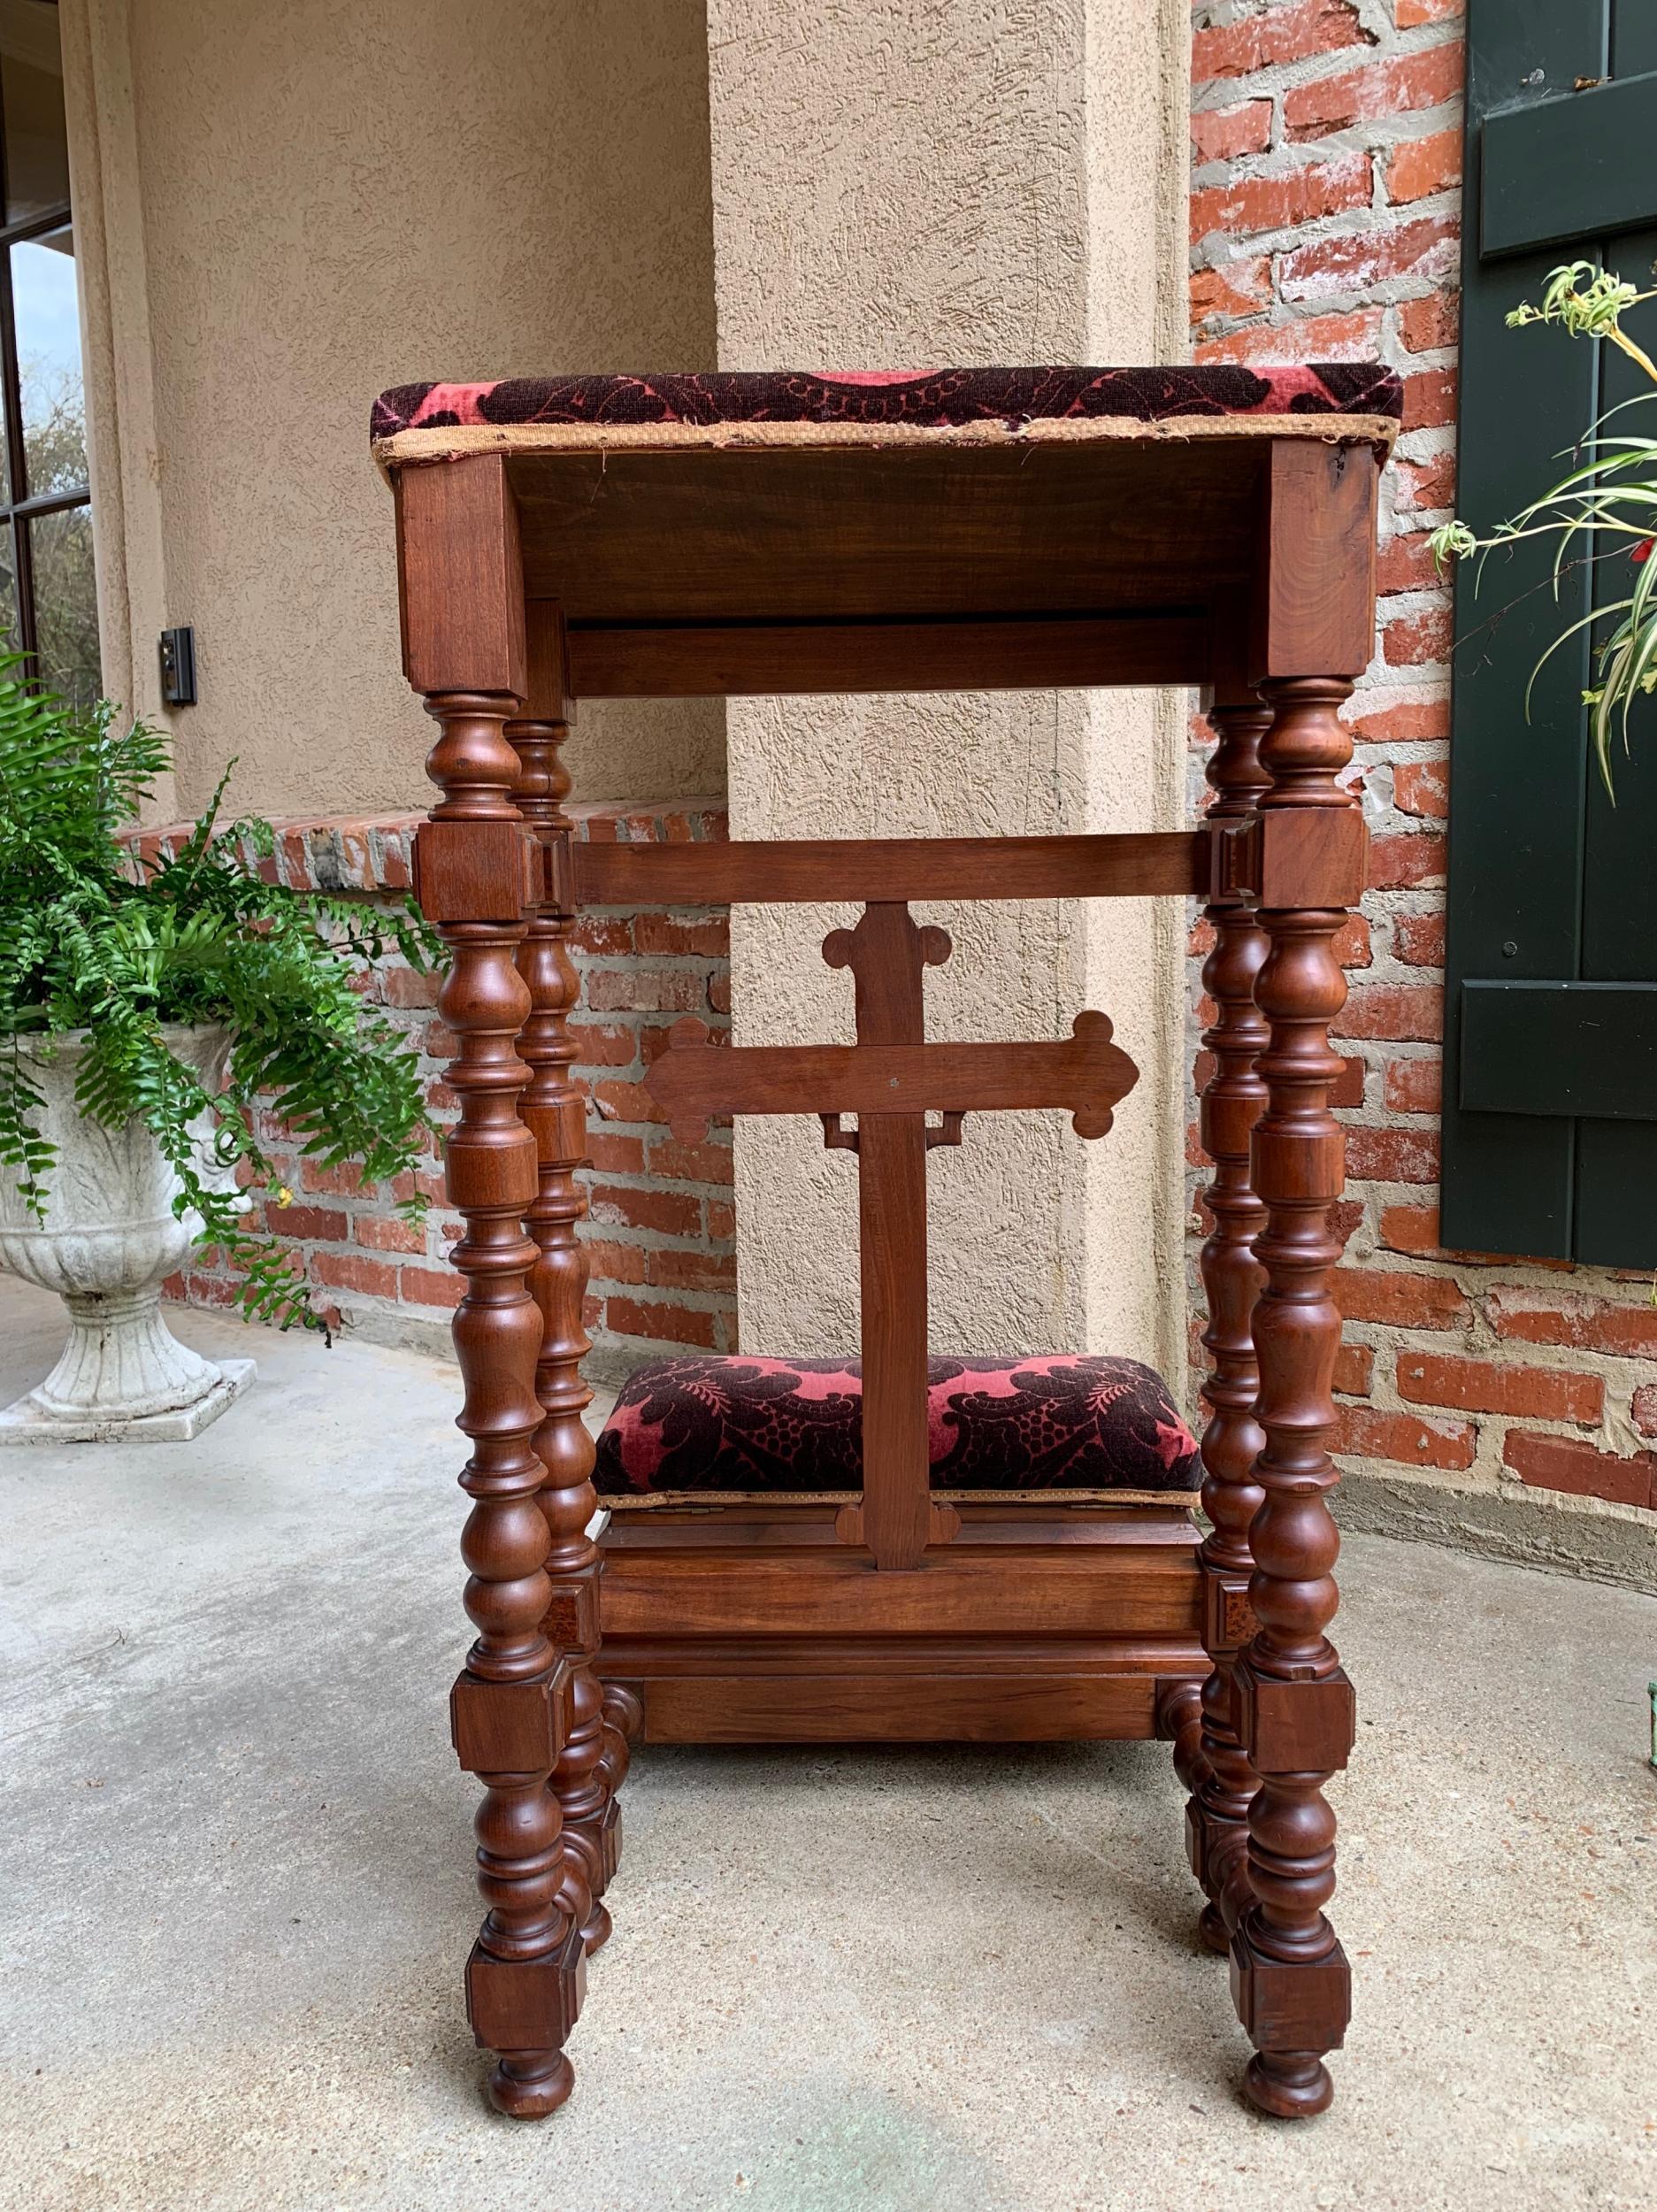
left=375, top=363, right=1398, bottom=2124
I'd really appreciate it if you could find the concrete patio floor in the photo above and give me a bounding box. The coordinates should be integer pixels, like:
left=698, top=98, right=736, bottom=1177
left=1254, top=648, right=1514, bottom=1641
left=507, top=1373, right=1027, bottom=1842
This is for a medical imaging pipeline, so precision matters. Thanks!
left=1, top=1272, right=1653, bottom=2212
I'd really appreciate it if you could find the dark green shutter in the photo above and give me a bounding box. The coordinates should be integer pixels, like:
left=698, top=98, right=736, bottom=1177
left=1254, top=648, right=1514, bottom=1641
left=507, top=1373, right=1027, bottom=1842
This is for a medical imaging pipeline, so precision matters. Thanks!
left=1444, top=0, right=1657, bottom=1264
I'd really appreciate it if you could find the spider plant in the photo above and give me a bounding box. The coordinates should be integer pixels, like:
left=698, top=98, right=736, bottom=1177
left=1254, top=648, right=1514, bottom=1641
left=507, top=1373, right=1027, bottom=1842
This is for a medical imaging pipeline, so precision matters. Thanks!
left=1430, top=261, right=1657, bottom=797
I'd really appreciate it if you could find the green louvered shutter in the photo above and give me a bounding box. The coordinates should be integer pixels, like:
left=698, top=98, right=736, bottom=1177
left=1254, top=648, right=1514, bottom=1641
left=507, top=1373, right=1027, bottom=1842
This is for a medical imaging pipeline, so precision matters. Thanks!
left=1444, top=0, right=1657, bottom=1264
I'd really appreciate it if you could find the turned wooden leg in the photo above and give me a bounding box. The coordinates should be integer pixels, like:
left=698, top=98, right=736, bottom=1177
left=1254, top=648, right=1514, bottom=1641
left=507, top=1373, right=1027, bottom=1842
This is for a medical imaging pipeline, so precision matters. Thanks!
left=506, top=696, right=628, bottom=1958
left=1229, top=675, right=1360, bottom=2120
left=421, top=687, right=583, bottom=2120
left=1188, top=694, right=1270, bottom=1957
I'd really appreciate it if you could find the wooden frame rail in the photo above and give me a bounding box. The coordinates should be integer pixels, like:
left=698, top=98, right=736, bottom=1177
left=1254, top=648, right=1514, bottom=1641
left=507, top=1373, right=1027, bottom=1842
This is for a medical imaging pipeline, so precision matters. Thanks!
left=572, top=811, right=1364, bottom=913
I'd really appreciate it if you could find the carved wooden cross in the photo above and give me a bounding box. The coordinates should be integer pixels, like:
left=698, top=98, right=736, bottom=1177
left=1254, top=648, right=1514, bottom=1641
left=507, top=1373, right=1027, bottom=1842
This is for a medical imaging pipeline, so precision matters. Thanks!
left=648, top=902, right=1139, bottom=1570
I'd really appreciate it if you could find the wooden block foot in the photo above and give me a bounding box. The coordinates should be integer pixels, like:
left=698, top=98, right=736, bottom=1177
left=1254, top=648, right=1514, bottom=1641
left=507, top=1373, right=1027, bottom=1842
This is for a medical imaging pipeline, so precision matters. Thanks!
left=1242, top=2051, right=1334, bottom=2120
left=1198, top=1901, right=1231, bottom=1957
left=602, top=1681, right=644, bottom=1746
left=487, top=2050, right=575, bottom=2120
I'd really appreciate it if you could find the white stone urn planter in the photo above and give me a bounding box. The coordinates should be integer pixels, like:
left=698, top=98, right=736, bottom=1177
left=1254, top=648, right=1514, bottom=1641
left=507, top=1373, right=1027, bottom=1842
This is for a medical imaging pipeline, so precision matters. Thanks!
left=0, top=1024, right=255, bottom=1442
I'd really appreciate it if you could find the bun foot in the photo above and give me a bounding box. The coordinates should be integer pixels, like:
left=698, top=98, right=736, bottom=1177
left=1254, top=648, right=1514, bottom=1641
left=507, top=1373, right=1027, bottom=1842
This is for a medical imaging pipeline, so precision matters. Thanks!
left=1198, top=1902, right=1231, bottom=1956
left=581, top=1901, right=613, bottom=1955
left=1243, top=2052, right=1333, bottom=2120
left=487, top=2051, right=575, bottom=2120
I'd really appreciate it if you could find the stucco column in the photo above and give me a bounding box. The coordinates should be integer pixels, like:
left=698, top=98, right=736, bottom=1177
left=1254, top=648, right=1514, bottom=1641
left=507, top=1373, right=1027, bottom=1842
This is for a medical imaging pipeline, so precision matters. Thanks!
left=706, top=0, right=1191, bottom=1375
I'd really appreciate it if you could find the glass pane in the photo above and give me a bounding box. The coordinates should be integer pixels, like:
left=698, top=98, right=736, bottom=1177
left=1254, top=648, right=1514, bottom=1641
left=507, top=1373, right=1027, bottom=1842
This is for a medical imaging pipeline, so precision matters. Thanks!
left=29, top=503, right=99, bottom=709
left=12, top=226, right=86, bottom=497
left=0, top=0, right=68, bottom=224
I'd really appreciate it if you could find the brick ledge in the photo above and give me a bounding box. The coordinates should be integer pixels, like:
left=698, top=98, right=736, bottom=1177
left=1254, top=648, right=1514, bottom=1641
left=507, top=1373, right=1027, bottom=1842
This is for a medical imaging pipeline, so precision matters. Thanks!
left=124, top=798, right=730, bottom=895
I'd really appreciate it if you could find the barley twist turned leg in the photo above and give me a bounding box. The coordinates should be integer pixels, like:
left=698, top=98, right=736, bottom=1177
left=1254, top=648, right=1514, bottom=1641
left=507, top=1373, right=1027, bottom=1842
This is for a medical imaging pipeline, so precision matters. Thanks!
left=424, top=691, right=583, bottom=2120
left=508, top=709, right=628, bottom=1956
left=1228, top=675, right=1359, bottom=2120
left=1188, top=695, right=1270, bottom=1956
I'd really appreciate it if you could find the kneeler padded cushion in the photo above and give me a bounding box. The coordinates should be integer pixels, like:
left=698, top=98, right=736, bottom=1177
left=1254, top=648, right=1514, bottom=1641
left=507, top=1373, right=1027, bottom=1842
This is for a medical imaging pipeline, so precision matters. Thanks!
left=372, top=362, right=1401, bottom=441
left=595, top=1355, right=1201, bottom=1506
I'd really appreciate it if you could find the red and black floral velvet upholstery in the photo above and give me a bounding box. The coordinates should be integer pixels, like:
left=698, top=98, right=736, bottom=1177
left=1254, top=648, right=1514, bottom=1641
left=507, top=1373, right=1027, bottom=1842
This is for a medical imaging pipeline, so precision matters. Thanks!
left=372, top=363, right=1401, bottom=442
left=594, top=1354, right=1200, bottom=1502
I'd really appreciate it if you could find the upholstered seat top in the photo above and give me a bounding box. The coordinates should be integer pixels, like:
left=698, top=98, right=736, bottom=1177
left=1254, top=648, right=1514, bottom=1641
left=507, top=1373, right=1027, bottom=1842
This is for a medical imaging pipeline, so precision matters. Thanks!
left=371, top=363, right=1401, bottom=457
left=595, top=1354, right=1201, bottom=1506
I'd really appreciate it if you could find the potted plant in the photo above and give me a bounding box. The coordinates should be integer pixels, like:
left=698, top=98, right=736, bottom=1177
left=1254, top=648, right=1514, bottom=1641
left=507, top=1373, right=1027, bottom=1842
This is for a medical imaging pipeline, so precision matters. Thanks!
left=1431, top=260, right=1657, bottom=795
left=0, top=671, right=437, bottom=1440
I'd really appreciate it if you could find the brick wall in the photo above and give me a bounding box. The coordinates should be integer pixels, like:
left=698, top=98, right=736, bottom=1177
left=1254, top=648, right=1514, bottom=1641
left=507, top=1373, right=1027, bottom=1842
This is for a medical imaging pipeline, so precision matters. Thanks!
left=1189, top=0, right=1657, bottom=1563
left=133, top=801, right=735, bottom=1379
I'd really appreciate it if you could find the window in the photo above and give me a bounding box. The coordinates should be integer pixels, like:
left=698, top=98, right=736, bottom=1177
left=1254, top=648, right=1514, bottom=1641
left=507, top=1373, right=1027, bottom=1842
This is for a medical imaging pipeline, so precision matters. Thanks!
left=0, top=0, right=96, bottom=708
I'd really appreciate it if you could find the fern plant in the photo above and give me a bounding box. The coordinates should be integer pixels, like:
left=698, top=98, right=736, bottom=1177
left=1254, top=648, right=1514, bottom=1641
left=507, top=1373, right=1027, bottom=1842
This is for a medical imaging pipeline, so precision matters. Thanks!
left=1430, top=261, right=1657, bottom=795
left=0, top=667, right=440, bottom=1334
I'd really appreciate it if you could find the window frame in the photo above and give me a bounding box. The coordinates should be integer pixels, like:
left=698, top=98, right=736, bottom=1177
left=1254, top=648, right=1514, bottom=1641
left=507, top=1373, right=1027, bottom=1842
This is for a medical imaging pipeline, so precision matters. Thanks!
left=0, top=27, right=91, bottom=678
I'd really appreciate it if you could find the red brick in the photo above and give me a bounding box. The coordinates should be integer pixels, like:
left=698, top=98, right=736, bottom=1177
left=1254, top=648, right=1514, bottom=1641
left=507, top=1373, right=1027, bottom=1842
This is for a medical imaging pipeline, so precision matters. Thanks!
left=265, top=1202, right=348, bottom=1242
left=1393, top=910, right=1446, bottom=967
left=1384, top=1053, right=1442, bottom=1113
left=648, top=1133, right=736, bottom=1185
left=380, top=964, right=441, bottom=1010
left=1335, top=914, right=1372, bottom=969
left=605, top=1294, right=719, bottom=1349
left=1369, top=831, right=1446, bottom=889
left=1338, top=982, right=1443, bottom=1042
left=1396, top=0, right=1461, bottom=25
left=591, top=1078, right=668, bottom=1125
left=707, top=1200, right=736, bottom=1242
left=1486, top=1286, right=1657, bottom=1362
left=1501, top=1432, right=1653, bottom=1509
left=632, top=911, right=729, bottom=958
left=1192, top=99, right=1274, bottom=164
left=1346, top=695, right=1450, bottom=745
left=568, top=1020, right=642, bottom=1069
left=300, top=1158, right=369, bottom=1196
left=1194, top=0, right=1372, bottom=81
left=1334, top=1342, right=1374, bottom=1395
left=1393, top=758, right=1449, bottom=818
left=709, top=974, right=732, bottom=1015
left=648, top=1246, right=738, bottom=1292
left=1198, top=305, right=1384, bottom=367
left=1376, top=534, right=1441, bottom=596
left=585, top=967, right=708, bottom=1014
left=1345, top=1124, right=1441, bottom=1183
left=1400, top=366, right=1457, bottom=431
left=570, top=915, right=635, bottom=956
left=1386, top=127, right=1461, bottom=207
left=397, top=1264, right=464, bottom=1311
left=312, top=1250, right=399, bottom=1300
left=1191, top=258, right=1272, bottom=328
left=1394, top=450, right=1458, bottom=514
left=1383, top=603, right=1454, bottom=667
left=1335, top=1263, right=1468, bottom=1329
left=581, top=1237, right=648, bottom=1286
left=1284, top=43, right=1462, bottom=141
left=1192, top=153, right=1370, bottom=247
left=585, top=1131, right=647, bottom=1174
left=1334, top=1402, right=1477, bottom=1471
left=1331, top=1054, right=1367, bottom=1109
left=1400, top=291, right=1460, bottom=353
left=1278, top=216, right=1458, bottom=304
left=587, top=1182, right=702, bottom=1237
left=1397, top=1352, right=1601, bottom=1425
left=1379, top=1201, right=1441, bottom=1255
left=1632, top=1384, right=1657, bottom=1439
left=356, top=1214, right=426, bottom=1254
left=423, top=1019, right=456, bottom=1059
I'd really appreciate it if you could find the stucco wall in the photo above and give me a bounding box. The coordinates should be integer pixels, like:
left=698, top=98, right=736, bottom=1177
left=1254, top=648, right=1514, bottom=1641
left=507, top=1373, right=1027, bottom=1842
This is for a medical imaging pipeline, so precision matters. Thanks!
left=63, top=0, right=724, bottom=821
left=706, top=0, right=1192, bottom=1374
